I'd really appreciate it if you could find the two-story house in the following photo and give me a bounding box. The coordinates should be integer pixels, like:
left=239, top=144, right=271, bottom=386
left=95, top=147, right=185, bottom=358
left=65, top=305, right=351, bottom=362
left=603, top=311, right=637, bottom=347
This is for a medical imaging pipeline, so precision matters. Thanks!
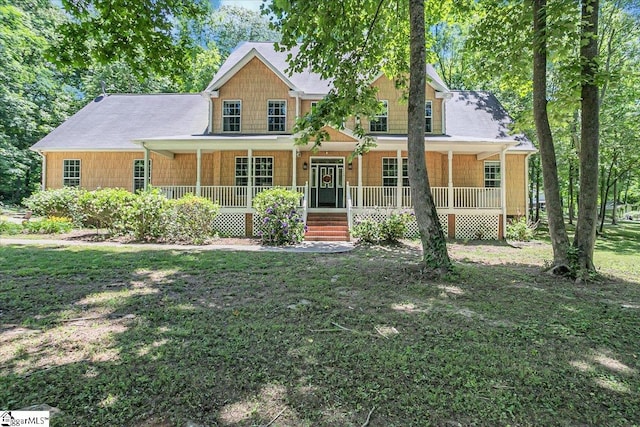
left=31, top=42, right=536, bottom=240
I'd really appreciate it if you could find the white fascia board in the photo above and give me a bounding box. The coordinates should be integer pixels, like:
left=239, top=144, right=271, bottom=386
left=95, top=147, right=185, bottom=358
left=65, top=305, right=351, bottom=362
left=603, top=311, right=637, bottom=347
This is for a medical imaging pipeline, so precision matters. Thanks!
left=435, top=92, right=453, bottom=99
left=29, top=147, right=145, bottom=152
left=204, top=49, right=299, bottom=93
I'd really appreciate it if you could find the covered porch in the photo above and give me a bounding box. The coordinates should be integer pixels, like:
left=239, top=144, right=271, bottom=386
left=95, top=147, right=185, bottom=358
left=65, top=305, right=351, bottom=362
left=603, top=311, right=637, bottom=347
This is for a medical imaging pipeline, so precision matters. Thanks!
left=134, top=135, right=521, bottom=239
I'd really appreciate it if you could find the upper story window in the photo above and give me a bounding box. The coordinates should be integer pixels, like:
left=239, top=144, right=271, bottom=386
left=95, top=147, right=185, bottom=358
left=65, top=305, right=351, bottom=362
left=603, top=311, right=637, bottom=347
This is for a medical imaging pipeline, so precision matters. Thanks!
left=63, top=159, right=81, bottom=187
left=484, top=161, right=501, bottom=188
left=223, top=100, right=241, bottom=132
left=425, top=100, right=433, bottom=133
left=369, top=100, right=388, bottom=132
left=382, top=157, right=409, bottom=187
left=235, top=157, right=274, bottom=187
left=267, top=100, right=286, bottom=132
left=133, top=159, right=152, bottom=192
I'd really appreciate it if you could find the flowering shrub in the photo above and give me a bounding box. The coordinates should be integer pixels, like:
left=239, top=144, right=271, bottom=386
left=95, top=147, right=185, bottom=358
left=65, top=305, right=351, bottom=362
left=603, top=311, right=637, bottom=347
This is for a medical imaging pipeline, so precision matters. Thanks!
left=23, top=187, right=85, bottom=224
left=78, top=188, right=135, bottom=234
left=165, top=194, right=220, bottom=244
left=253, top=187, right=305, bottom=245
left=23, top=216, right=73, bottom=234
left=352, top=212, right=412, bottom=244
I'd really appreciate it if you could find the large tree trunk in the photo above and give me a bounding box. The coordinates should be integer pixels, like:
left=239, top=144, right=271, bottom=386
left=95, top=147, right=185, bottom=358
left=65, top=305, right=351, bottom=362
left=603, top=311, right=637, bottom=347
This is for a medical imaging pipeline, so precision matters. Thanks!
left=532, top=0, right=570, bottom=268
left=408, top=0, right=451, bottom=274
left=568, top=110, right=579, bottom=225
left=573, top=0, right=600, bottom=276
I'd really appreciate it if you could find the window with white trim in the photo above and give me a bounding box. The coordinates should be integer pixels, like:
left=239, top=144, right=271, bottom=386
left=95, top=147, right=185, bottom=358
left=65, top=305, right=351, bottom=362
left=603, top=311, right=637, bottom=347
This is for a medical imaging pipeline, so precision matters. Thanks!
left=267, top=100, right=286, bottom=132
left=63, top=159, right=81, bottom=187
left=484, top=161, right=501, bottom=188
left=133, top=159, right=152, bottom=192
left=310, top=101, right=319, bottom=111
left=369, top=100, right=388, bottom=132
left=425, top=100, right=433, bottom=133
left=223, top=100, right=241, bottom=132
left=235, top=157, right=274, bottom=187
left=382, top=158, right=409, bottom=187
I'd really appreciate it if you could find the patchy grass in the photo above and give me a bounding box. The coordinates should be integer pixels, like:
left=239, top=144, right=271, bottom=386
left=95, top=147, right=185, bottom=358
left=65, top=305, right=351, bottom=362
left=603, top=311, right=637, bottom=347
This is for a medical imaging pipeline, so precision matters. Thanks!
left=0, top=234, right=638, bottom=426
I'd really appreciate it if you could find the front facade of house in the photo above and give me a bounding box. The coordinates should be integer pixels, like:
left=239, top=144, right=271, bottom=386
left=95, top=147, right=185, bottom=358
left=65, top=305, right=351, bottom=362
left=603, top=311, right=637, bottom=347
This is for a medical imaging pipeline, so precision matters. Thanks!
left=32, top=42, right=536, bottom=240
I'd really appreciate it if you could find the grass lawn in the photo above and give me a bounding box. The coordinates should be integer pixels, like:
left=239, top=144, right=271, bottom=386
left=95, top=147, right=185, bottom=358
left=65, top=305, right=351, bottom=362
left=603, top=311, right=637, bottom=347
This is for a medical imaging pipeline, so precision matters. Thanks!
left=1, top=224, right=639, bottom=426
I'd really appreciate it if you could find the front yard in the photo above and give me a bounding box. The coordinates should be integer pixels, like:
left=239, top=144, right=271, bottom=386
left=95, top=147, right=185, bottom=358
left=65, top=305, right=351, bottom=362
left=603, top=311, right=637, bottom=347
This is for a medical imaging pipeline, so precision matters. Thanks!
left=1, top=224, right=639, bottom=426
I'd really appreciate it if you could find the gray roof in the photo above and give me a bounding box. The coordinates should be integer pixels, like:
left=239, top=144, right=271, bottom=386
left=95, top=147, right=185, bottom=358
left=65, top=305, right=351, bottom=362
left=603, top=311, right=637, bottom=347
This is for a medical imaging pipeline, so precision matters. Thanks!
left=446, top=91, right=534, bottom=150
left=205, top=42, right=449, bottom=95
left=31, top=94, right=209, bottom=151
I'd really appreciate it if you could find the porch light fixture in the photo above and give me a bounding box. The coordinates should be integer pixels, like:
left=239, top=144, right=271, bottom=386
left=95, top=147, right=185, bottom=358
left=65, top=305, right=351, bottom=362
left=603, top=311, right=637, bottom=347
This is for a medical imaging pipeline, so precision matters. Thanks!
left=303, top=162, right=308, bottom=170
left=348, top=162, right=353, bottom=170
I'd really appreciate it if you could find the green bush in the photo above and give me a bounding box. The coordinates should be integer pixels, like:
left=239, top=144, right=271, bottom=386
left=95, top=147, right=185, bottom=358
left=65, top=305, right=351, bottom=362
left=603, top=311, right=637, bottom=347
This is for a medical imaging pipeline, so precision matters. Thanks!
left=352, top=212, right=412, bottom=244
left=253, top=187, right=305, bottom=245
left=351, top=217, right=382, bottom=243
left=23, top=216, right=73, bottom=234
left=165, top=194, right=220, bottom=244
left=506, top=216, right=537, bottom=241
left=22, top=187, right=85, bottom=224
left=0, top=219, right=23, bottom=235
left=78, top=188, right=136, bottom=234
left=125, top=189, right=170, bottom=241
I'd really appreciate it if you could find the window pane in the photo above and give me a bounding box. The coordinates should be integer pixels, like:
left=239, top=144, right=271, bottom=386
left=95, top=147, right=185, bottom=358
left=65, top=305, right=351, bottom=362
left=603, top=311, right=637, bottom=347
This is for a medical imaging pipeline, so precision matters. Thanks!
left=63, top=159, right=80, bottom=187
left=268, top=101, right=286, bottom=132
left=370, top=100, right=388, bottom=132
left=484, top=161, right=501, bottom=188
left=425, top=101, right=432, bottom=133
left=223, top=101, right=241, bottom=132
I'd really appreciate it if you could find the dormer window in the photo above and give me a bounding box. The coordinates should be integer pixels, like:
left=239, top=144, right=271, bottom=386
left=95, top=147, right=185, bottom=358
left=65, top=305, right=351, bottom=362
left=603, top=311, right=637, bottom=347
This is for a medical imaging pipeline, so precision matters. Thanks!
left=223, top=100, right=241, bottom=132
left=425, top=100, right=433, bottom=133
left=369, top=100, right=388, bottom=132
left=268, top=100, right=287, bottom=132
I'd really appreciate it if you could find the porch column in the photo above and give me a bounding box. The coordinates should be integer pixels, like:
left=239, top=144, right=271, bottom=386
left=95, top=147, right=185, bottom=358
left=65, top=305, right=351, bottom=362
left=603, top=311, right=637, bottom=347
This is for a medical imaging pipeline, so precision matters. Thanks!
left=292, top=149, right=297, bottom=188
left=500, top=147, right=507, bottom=237
left=396, top=149, right=403, bottom=208
left=447, top=150, right=453, bottom=210
left=247, top=148, right=253, bottom=209
left=143, top=144, right=150, bottom=191
left=357, top=154, right=363, bottom=208
left=196, top=148, right=202, bottom=197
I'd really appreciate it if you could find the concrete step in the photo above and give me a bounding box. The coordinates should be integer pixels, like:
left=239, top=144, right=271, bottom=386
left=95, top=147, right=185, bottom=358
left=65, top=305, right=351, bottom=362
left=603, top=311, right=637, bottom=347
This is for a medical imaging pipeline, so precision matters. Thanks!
left=305, top=235, right=351, bottom=242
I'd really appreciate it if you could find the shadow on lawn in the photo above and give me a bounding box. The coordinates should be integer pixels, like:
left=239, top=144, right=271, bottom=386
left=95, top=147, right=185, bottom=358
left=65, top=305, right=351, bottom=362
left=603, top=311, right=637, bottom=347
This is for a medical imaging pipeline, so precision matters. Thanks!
left=0, top=244, right=639, bottom=426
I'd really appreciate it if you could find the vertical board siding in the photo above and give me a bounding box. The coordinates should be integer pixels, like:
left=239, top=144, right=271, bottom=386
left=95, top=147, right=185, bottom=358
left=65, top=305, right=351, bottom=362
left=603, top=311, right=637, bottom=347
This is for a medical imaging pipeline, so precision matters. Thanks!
left=506, top=154, right=526, bottom=216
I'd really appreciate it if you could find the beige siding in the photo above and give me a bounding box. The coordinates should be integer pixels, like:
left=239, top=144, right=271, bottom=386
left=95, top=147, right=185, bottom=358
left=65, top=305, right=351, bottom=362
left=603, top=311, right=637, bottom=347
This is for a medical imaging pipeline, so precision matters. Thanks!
left=506, top=154, right=527, bottom=216
left=213, top=57, right=296, bottom=134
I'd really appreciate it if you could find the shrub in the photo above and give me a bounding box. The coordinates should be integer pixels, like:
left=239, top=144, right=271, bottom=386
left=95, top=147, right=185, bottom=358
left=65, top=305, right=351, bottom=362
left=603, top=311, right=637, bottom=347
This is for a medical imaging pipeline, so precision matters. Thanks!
left=78, top=188, right=136, bottom=234
left=0, top=219, right=23, bottom=235
left=23, top=187, right=85, bottom=224
left=165, top=194, right=220, bottom=244
left=253, top=187, right=305, bottom=245
left=351, top=217, right=382, bottom=243
left=23, top=216, right=73, bottom=234
left=125, top=189, right=170, bottom=241
left=506, top=216, right=537, bottom=241
left=352, top=212, right=412, bottom=244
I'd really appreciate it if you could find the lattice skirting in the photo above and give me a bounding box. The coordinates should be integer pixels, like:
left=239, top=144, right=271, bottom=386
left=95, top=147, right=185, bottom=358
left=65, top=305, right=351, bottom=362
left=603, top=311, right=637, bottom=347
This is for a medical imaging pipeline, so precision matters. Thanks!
left=455, top=214, right=499, bottom=240
left=252, top=214, right=262, bottom=237
left=213, top=213, right=246, bottom=237
left=352, top=210, right=447, bottom=239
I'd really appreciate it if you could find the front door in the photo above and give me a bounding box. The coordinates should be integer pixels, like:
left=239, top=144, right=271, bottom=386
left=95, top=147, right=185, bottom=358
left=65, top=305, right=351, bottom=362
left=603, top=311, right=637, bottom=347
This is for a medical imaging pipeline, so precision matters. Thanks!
left=318, top=165, right=337, bottom=207
left=310, top=159, right=344, bottom=208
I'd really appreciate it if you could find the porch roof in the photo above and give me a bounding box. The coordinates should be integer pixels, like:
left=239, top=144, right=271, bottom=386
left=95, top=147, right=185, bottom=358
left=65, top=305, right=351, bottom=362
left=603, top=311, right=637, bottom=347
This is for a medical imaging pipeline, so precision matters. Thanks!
left=131, top=133, right=527, bottom=155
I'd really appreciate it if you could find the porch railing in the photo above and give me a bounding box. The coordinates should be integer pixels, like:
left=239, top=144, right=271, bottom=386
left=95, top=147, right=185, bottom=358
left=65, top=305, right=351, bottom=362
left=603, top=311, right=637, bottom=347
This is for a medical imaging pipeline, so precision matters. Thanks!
left=157, top=185, right=501, bottom=210
left=158, top=185, right=307, bottom=208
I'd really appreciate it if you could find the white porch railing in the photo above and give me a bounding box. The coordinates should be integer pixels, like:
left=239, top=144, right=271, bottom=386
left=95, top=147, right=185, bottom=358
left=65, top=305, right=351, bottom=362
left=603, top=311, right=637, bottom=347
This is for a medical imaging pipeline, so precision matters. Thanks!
left=158, top=185, right=307, bottom=208
left=158, top=185, right=501, bottom=210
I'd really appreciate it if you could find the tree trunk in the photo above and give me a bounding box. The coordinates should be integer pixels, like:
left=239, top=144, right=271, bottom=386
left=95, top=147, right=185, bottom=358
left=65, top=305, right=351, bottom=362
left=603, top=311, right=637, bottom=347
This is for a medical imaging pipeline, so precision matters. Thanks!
left=535, top=160, right=541, bottom=223
left=569, top=110, right=579, bottom=225
left=528, top=156, right=535, bottom=219
left=611, top=178, right=617, bottom=225
left=573, top=0, right=600, bottom=276
left=568, top=162, right=575, bottom=225
left=408, top=0, right=451, bottom=274
left=532, top=0, right=570, bottom=268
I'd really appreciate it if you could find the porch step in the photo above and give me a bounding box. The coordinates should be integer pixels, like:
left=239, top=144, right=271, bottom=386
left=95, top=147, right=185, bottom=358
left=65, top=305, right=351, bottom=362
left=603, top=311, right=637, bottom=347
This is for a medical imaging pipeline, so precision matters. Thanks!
left=305, top=213, right=350, bottom=242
